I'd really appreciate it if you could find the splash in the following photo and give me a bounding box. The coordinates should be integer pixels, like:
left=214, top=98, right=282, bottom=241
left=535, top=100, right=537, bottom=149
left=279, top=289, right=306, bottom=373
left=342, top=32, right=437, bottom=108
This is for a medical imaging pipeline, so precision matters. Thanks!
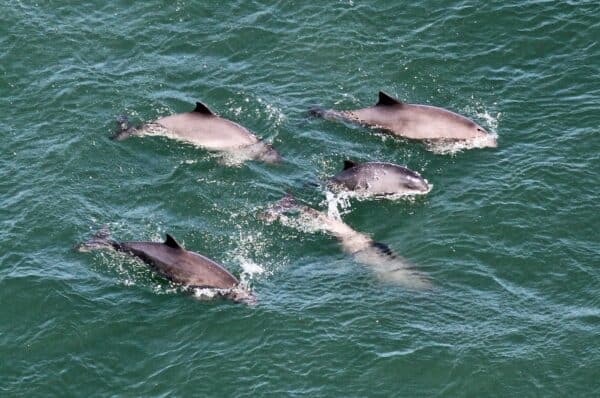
left=475, top=109, right=501, bottom=132
left=189, top=285, right=256, bottom=305
left=463, top=99, right=501, bottom=133
left=324, top=190, right=351, bottom=220
left=256, top=97, right=286, bottom=128
left=227, top=94, right=287, bottom=128
left=424, top=134, right=498, bottom=155
left=217, top=150, right=253, bottom=167
left=190, top=287, right=227, bottom=300
left=322, top=185, right=432, bottom=219
left=238, top=257, right=265, bottom=277
left=274, top=213, right=322, bottom=234
left=228, top=228, right=269, bottom=278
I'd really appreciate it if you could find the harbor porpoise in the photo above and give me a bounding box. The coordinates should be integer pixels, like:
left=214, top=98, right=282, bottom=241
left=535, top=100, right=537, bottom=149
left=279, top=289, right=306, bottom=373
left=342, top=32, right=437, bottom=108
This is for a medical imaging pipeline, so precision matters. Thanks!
left=113, top=101, right=282, bottom=164
left=310, top=91, right=497, bottom=149
left=328, top=160, right=431, bottom=197
left=260, top=194, right=431, bottom=289
left=78, top=228, right=255, bottom=303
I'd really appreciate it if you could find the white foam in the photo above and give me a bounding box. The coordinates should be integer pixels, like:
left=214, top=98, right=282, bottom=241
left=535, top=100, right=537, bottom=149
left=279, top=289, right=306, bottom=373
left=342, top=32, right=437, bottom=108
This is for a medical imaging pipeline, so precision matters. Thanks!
left=275, top=213, right=322, bottom=234
left=325, top=190, right=347, bottom=221
left=424, top=134, right=498, bottom=155
left=217, top=150, right=253, bottom=167
left=227, top=95, right=286, bottom=128
left=189, top=284, right=256, bottom=305
left=322, top=186, right=432, bottom=219
left=191, top=287, right=225, bottom=300
left=256, top=97, right=286, bottom=127
left=238, top=257, right=265, bottom=276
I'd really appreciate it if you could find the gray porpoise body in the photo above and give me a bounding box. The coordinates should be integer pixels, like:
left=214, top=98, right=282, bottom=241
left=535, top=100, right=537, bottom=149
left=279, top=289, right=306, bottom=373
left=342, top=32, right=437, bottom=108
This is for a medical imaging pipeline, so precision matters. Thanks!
left=79, top=230, right=253, bottom=303
left=329, top=160, right=430, bottom=196
left=114, top=101, right=281, bottom=163
left=311, top=91, right=497, bottom=146
left=260, top=194, right=431, bottom=289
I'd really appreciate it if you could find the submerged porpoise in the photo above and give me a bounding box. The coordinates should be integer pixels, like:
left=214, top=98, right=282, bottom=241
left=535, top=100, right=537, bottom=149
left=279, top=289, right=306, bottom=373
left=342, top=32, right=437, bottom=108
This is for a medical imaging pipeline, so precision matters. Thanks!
left=78, top=228, right=255, bottom=303
left=113, top=101, right=282, bottom=164
left=310, top=91, right=497, bottom=149
left=328, top=160, right=431, bottom=197
left=260, top=194, right=431, bottom=289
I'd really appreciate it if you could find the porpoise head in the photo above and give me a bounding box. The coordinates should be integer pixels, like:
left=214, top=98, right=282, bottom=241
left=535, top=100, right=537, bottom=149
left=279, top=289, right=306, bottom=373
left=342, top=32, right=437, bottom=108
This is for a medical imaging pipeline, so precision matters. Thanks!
left=241, top=142, right=282, bottom=164
left=226, top=287, right=258, bottom=305
left=467, top=120, right=497, bottom=148
left=75, top=225, right=117, bottom=252
left=111, top=115, right=138, bottom=141
left=258, top=192, right=299, bottom=222
left=438, top=113, right=497, bottom=149
left=257, top=143, right=283, bottom=164
left=474, top=123, right=488, bottom=136
left=397, top=171, right=430, bottom=193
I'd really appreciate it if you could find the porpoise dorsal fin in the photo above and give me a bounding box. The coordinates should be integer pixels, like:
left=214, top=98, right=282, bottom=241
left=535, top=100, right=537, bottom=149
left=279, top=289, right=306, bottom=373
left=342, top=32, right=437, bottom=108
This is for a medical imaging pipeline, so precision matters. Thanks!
left=193, top=101, right=215, bottom=116
left=343, top=160, right=358, bottom=170
left=376, top=91, right=403, bottom=107
left=164, top=234, right=183, bottom=250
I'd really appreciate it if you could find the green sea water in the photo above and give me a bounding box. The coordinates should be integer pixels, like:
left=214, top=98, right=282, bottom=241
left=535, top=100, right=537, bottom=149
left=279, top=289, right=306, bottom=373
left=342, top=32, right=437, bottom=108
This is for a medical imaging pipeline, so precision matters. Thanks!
left=1, top=1, right=599, bottom=396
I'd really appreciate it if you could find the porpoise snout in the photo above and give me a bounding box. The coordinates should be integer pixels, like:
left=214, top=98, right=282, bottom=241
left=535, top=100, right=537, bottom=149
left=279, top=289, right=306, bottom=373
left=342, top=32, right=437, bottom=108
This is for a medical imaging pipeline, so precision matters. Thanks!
left=110, top=130, right=131, bottom=141
left=472, top=123, right=498, bottom=148
left=262, top=147, right=283, bottom=164
left=405, top=177, right=430, bottom=193
left=111, top=115, right=136, bottom=141
left=415, top=180, right=431, bottom=192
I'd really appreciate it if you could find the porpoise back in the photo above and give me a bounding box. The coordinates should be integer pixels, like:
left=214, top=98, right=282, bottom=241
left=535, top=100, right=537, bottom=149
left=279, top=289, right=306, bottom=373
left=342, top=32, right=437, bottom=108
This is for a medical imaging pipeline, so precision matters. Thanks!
left=113, top=101, right=282, bottom=164
left=119, top=234, right=239, bottom=289
left=311, top=91, right=497, bottom=148
left=78, top=229, right=254, bottom=303
left=154, top=102, right=258, bottom=150
left=260, top=194, right=432, bottom=290
left=329, top=160, right=431, bottom=196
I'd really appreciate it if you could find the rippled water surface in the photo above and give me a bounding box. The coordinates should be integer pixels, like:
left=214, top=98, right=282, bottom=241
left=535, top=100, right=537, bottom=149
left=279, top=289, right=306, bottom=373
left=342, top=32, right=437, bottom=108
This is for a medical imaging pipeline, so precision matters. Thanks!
left=1, top=1, right=599, bottom=396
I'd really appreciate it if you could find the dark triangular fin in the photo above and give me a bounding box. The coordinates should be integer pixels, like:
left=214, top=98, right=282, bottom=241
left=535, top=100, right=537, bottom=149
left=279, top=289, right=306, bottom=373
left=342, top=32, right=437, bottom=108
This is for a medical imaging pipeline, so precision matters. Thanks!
left=343, top=160, right=358, bottom=170
left=376, top=91, right=403, bottom=107
left=193, top=101, right=214, bottom=115
left=164, top=234, right=183, bottom=250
